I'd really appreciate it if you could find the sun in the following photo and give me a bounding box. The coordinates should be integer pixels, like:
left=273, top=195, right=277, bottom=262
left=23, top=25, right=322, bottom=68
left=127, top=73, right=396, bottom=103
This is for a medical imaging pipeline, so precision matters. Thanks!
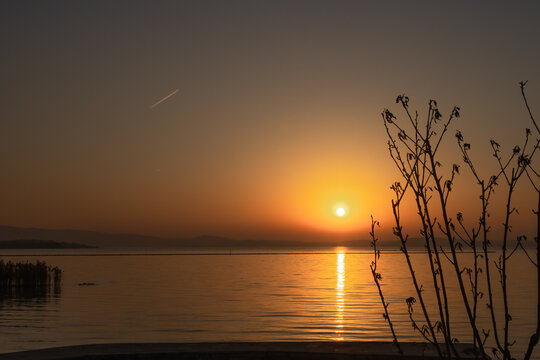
left=336, top=208, right=345, bottom=217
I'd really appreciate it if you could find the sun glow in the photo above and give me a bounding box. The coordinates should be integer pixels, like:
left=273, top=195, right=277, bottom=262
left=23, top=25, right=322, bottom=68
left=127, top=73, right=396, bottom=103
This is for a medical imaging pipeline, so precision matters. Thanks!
left=336, top=208, right=345, bottom=217
left=279, top=165, right=379, bottom=234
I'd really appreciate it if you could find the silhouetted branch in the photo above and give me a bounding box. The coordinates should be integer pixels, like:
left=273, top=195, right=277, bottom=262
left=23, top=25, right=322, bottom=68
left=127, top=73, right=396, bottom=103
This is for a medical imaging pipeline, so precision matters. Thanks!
left=370, top=215, right=403, bottom=356
left=376, top=83, right=539, bottom=360
left=520, top=81, right=540, bottom=134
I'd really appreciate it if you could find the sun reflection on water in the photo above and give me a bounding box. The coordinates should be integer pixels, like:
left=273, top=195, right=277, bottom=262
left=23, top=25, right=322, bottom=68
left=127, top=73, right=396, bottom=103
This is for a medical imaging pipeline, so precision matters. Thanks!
left=335, top=250, right=346, bottom=340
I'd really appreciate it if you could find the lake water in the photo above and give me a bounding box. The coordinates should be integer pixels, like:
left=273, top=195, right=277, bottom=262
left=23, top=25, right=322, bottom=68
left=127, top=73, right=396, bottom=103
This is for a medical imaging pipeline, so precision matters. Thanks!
left=0, top=248, right=537, bottom=359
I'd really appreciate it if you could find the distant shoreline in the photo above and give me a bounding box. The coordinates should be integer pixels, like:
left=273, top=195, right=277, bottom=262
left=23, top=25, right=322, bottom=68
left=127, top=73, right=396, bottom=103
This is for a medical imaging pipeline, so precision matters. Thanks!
left=0, top=249, right=491, bottom=257
left=0, top=224, right=522, bottom=250
left=0, top=239, right=96, bottom=250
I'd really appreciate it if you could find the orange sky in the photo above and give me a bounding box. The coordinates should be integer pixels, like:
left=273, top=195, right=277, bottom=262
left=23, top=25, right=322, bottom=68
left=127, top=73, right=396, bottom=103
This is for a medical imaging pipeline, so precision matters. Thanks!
left=1, top=2, right=539, bottom=242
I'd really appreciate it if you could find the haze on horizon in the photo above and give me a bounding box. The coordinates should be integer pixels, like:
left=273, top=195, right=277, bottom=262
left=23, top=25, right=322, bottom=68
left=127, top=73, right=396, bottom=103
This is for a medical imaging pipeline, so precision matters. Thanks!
left=1, top=1, right=540, bottom=243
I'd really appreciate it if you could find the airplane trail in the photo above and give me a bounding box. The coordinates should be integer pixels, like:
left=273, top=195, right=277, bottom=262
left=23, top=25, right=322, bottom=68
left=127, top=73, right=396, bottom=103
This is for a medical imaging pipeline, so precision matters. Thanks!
left=151, top=89, right=179, bottom=108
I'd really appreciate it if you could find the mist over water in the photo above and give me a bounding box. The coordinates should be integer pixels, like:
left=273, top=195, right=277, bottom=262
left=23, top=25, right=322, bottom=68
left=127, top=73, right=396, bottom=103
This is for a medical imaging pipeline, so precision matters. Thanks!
left=0, top=248, right=536, bottom=358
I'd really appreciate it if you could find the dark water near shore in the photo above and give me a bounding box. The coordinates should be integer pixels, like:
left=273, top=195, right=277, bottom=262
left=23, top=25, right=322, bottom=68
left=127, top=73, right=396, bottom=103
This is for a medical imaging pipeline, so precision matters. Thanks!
left=0, top=248, right=537, bottom=358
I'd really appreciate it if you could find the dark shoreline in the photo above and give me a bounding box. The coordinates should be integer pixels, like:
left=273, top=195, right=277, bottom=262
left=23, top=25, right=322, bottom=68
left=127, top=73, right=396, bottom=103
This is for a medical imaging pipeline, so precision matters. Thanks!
left=0, top=341, right=477, bottom=360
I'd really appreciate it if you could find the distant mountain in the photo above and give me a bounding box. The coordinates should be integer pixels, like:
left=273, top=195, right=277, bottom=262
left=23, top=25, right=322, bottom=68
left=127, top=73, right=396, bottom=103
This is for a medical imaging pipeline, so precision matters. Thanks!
left=0, top=225, right=167, bottom=249
left=0, top=239, right=96, bottom=249
left=0, top=225, right=371, bottom=249
left=0, top=225, right=443, bottom=250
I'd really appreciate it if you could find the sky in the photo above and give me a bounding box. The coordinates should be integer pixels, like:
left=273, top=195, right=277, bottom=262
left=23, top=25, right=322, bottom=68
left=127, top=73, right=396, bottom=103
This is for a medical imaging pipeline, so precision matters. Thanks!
left=1, top=1, right=540, bottom=242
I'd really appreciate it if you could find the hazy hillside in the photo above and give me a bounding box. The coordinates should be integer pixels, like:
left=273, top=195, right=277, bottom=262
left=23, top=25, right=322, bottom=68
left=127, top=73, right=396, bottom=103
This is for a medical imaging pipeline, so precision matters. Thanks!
left=0, top=225, right=386, bottom=249
left=0, top=239, right=96, bottom=249
left=0, top=225, right=431, bottom=250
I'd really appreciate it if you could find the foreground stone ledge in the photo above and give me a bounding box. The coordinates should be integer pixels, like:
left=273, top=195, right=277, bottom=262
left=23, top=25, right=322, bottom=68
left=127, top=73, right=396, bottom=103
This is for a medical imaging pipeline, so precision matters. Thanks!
left=0, top=342, right=478, bottom=360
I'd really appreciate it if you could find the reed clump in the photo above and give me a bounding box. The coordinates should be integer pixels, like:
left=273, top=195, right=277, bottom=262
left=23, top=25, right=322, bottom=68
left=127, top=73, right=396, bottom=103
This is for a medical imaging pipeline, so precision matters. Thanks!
left=0, top=260, right=62, bottom=290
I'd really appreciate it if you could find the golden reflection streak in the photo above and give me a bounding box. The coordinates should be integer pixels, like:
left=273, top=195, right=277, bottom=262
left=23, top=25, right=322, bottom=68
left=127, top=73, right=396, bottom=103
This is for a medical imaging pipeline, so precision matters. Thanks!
left=335, top=249, right=346, bottom=341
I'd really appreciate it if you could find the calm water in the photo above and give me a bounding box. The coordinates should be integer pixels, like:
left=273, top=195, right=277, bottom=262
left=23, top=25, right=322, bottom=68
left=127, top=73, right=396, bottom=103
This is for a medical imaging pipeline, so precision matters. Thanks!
left=0, top=248, right=537, bottom=358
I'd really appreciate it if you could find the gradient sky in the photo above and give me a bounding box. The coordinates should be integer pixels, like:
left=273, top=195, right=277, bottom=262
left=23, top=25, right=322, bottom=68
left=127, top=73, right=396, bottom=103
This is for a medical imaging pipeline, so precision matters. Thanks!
left=1, top=1, right=540, bottom=242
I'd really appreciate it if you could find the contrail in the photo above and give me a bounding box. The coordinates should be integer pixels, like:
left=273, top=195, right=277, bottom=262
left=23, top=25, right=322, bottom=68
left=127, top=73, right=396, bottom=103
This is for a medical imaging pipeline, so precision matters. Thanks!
left=151, top=88, right=179, bottom=108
